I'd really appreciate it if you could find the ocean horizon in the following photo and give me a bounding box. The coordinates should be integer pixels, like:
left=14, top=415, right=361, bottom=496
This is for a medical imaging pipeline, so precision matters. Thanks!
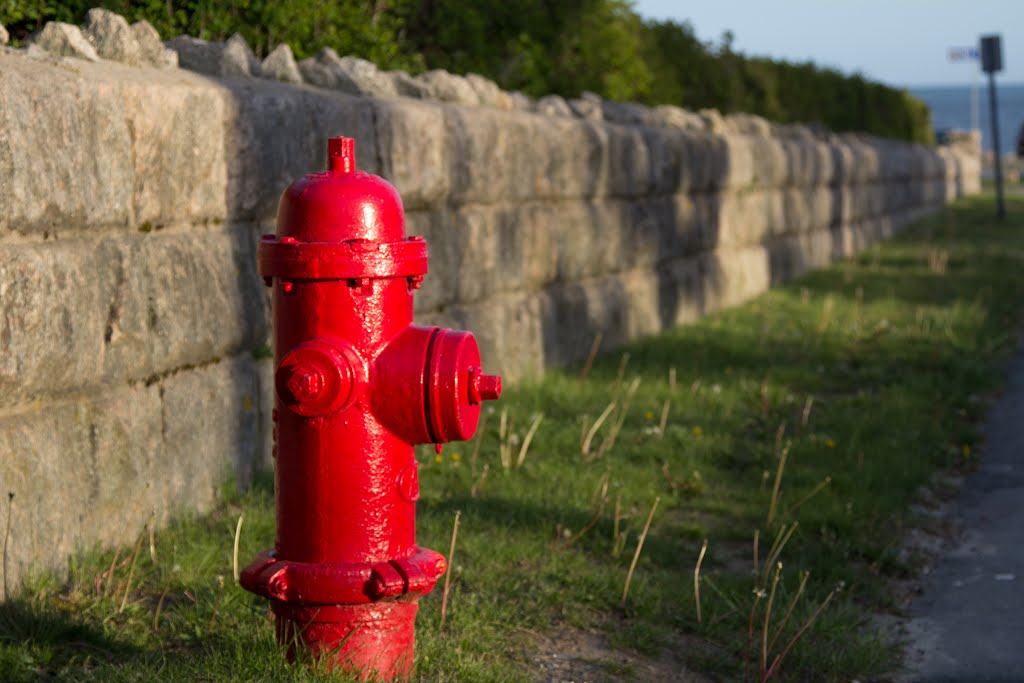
left=910, top=83, right=1024, bottom=155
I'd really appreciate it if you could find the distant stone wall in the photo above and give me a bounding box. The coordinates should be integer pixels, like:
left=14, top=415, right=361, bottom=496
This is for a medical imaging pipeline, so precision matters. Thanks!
left=0, top=16, right=980, bottom=590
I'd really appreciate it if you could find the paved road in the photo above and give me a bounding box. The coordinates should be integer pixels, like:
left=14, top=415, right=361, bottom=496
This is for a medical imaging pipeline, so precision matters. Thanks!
left=900, top=338, right=1024, bottom=682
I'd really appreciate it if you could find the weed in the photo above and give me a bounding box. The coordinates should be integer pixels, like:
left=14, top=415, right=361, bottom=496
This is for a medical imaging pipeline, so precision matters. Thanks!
left=621, top=497, right=660, bottom=608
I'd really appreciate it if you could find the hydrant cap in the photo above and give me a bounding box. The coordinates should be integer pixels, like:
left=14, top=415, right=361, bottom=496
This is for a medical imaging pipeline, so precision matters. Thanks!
left=427, top=329, right=501, bottom=443
left=276, top=137, right=406, bottom=244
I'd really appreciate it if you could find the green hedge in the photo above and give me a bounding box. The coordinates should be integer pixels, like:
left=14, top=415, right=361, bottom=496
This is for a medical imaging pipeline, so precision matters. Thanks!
left=0, top=0, right=933, bottom=144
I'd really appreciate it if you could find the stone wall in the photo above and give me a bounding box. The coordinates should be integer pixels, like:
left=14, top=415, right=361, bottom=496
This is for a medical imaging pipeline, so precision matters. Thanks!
left=0, top=24, right=980, bottom=589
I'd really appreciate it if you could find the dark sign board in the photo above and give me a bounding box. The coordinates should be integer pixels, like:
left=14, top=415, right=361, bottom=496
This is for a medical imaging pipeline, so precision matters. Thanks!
left=980, top=34, right=1003, bottom=73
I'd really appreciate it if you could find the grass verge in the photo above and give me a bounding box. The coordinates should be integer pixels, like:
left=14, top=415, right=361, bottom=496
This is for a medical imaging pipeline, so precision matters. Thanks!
left=3, top=192, right=1024, bottom=682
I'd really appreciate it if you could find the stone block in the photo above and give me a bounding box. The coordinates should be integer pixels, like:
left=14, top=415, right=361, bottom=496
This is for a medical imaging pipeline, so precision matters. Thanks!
left=389, top=70, right=432, bottom=99
left=160, top=356, right=263, bottom=497
left=764, top=229, right=835, bottom=284
left=30, top=22, right=100, bottom=61
left=536, top=94, right=573, bottom=117
left=217, top=78, right=378, bottom=221
left=507, top=91, right=534, bottom=111
left=130, top=20, right=177, bottom=69
left=605, top=124, right=653, bottom=197
left=0, top=228, right=267, bottom=408
left=537, top=274, right=655, bottom=366
left=261, top=44, right=303, bottom=84
left=0, top=54, right=133, bottom=233
left=644, top=127, right=731, bottom=196
left=297, top=48, right=349, bottom=90
left=650, top=104, right=705, bottom=131
left=701, top=244, right=772, bottom=312
left=82, top=8, right=140, bottom=65
left=654, top=255, right=705, bottom=327
left=717, top=134, right=757, bottom=189
left=118, top=74, right=229, bottom=226
left=223, top=32, right=260, bottom=78
left=601, top=100, right=653, bottom=126
left=465, top=74, right=511, bottom=110
left=375, top=99, right=450, bottom=209
left=335, top=56, right=398, bottom=98
left=417, top=70, right=480, bottom=106
left=699, top=108, right=726, bottom=133
left=569, top=92, right=603, bottom=120
left=110, top=228, right=268, bottom=384
left=0, top=356, right=266, bottom=589
left=0, top=240, right=111, bottom=407
left=0, top=384, right=162, bottom=588
left=724, top=113, right=774, bottom=137
left=409, top=205, right=520, bottom=311
left=165, top=35, right=225, bottom=76
left=442, top=107, right=607, bottom=203
left=255, top=357, right=274, bottom=469
left=715, top=190, right=781, bottom=247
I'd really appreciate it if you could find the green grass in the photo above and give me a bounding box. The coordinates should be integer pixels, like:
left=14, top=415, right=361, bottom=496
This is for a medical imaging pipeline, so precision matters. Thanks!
left=4, top=192, right=1024, bottom=682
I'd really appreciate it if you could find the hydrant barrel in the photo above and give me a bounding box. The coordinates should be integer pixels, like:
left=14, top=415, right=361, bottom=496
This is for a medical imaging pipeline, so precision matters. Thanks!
left=241, top=137, right=501, bottom=680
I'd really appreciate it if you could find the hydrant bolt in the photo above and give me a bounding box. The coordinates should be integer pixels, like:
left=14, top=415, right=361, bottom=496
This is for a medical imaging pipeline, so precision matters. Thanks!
left=286, top=365, right=323, bottom=402
left=241, top=136, right=501, bottom=681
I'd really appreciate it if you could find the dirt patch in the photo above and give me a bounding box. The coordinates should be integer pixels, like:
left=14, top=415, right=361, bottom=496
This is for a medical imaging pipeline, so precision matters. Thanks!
left=530, top=625, right=712, bottom=683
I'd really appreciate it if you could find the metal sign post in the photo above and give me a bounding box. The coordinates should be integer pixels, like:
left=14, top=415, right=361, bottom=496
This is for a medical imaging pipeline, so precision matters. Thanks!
left=980, top=34, right=1006, bottom=219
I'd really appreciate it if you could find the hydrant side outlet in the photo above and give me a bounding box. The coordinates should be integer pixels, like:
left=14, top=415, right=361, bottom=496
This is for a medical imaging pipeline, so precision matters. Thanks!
left=240, top=137, right=501, bottom=680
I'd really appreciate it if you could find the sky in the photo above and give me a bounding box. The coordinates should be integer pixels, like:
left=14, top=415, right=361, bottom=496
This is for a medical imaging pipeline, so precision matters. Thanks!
left=632, top=0, right=1024, bottom=87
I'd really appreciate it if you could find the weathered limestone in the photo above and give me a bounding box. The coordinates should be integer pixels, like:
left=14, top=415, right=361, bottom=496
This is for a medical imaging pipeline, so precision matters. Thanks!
left=297, top=48, right=359, bottom=94
left=0, top=54, right=133, bottom=232
left=130, top=20, right=177, bottom=68
left=569, top=93, right=603, bottom=120
left=82, top=8, right=140, bottom=65
left=0, top=22, right=8, bottom=46
left=0, top=228, right=267, bottom=408
left=29, top=22, right=100, bottom=61
left=389, top=70, right=432, bottom=99
left=0, top=44, right=979, bottom=593
left=261, top=43, right=302, bottom=84
left=0, top=357, right=265, bottom=587
left=223, top=32, right=260, bottom=78
left=333, top=55, right=399, bottom=98
left=536, top=94, right=573, bottom=117
left=297, top=49, right=398, bottom=97
left=417, top=69, right=480, bottom=106
left=165, top=35, right=225, bottom=76
left=465, top=73, right=511, bottom=110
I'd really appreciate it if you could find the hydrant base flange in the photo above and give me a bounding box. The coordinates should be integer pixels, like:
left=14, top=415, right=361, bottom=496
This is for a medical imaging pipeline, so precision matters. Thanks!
left=240, top=547, right=446, bottom=605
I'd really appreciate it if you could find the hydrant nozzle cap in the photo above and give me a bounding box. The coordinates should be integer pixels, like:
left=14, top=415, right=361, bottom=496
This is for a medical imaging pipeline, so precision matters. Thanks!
left=328, top=137, right=356, bottom=174
left=469, top=370, right=502, bottom=404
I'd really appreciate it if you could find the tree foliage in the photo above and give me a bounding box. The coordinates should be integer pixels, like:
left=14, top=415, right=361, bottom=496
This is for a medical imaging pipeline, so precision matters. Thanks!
left=0, top=0, right=932, bottom=143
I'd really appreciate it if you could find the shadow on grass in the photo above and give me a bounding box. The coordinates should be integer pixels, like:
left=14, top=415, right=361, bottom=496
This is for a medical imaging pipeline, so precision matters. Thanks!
left=0, top=596, right=140, bottom=675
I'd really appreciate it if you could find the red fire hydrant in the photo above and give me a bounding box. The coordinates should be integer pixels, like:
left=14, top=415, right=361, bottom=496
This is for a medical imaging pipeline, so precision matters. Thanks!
left=240, top=137, right=501, bottom=680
